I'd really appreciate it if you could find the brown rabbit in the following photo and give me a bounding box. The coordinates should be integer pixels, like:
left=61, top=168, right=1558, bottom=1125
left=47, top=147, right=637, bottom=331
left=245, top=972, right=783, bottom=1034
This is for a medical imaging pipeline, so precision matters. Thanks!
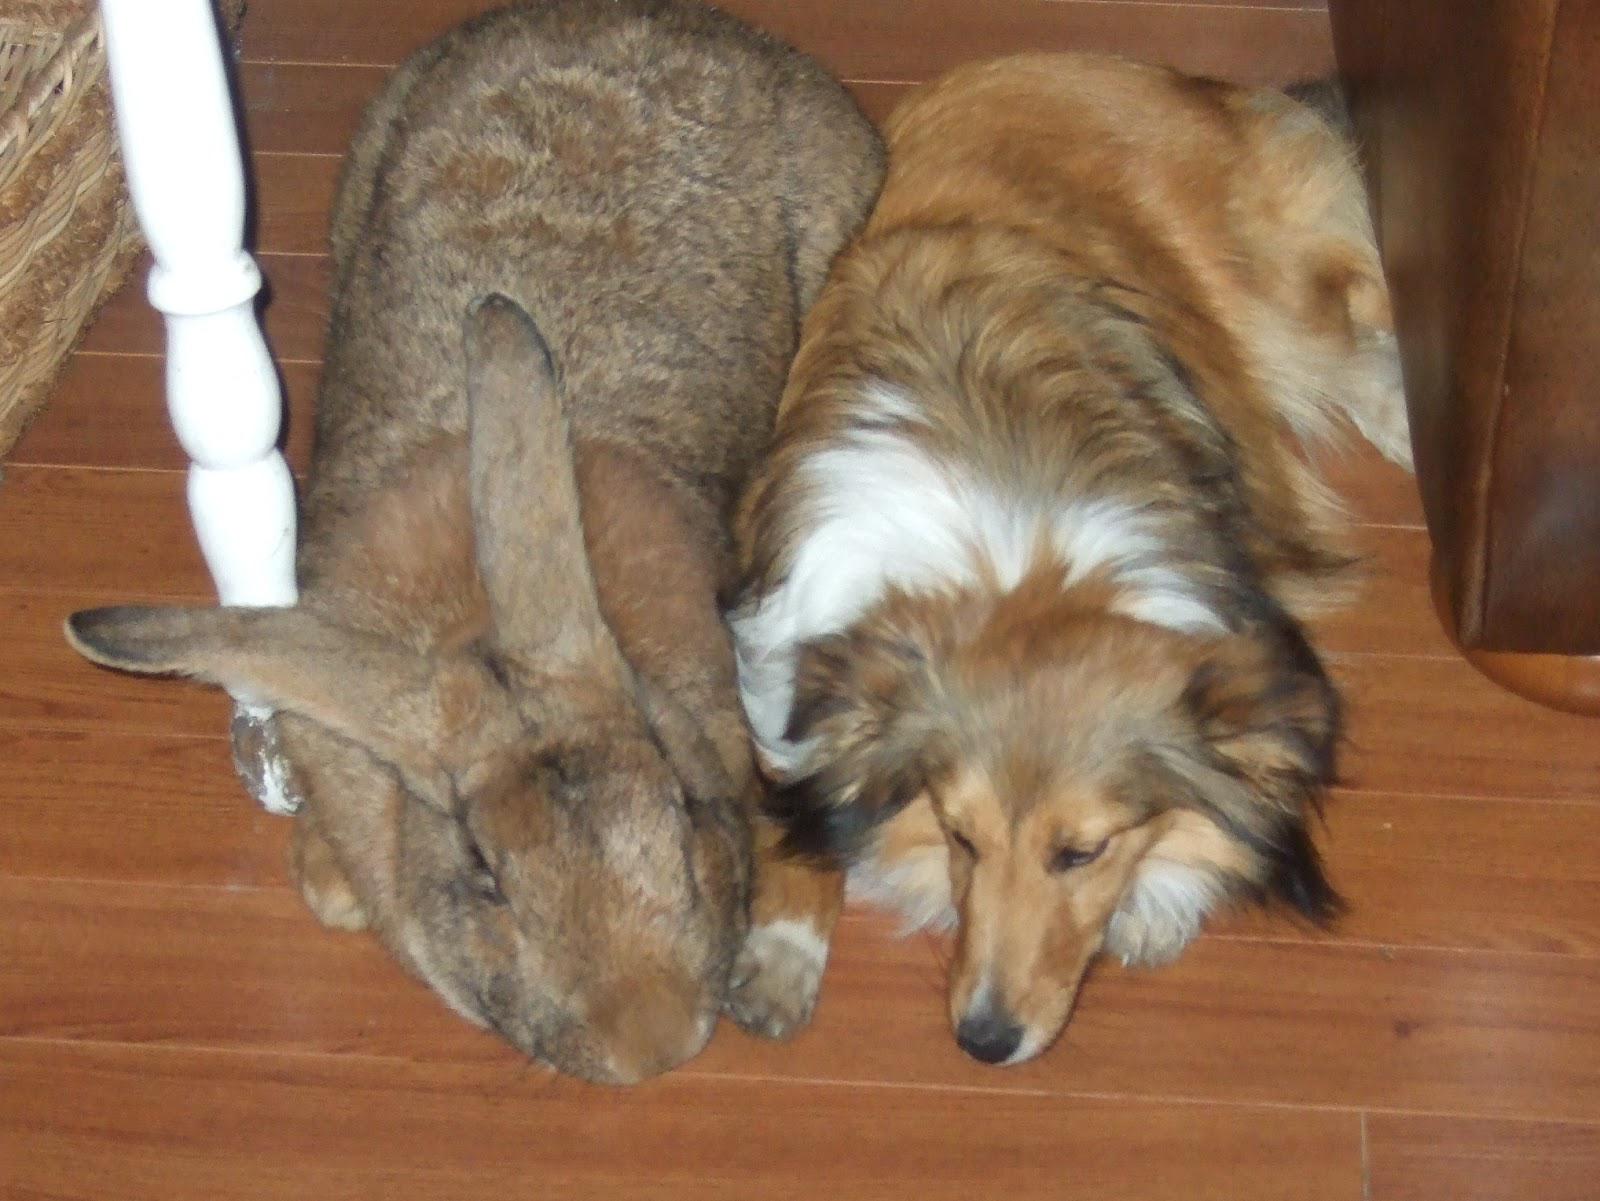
left=65, top=0, right=883, bottom=1084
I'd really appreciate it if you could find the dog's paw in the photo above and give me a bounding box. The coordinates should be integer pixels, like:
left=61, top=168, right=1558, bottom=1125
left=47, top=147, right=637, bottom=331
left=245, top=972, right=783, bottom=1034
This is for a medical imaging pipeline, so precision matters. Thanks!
left=723, top=919, right=829, bottom=1039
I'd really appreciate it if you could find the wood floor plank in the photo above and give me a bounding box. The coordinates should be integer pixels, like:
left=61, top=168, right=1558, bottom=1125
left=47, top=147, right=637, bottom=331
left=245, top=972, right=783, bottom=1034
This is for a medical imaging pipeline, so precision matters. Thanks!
left=7, top=878, right=1599, bottom=1122
left=1311, top=524, right=1450, bottom=659
left=79, top=252, right=330, bottom=362
left=242, top=0, right=1334, bottom=86
left=0, top=877, right=470, bottom=1061
left=251, top=151, right=340, bottom=256
left=1335, top=654, right=1600, bottom=803
left=1227, top=789, right=1600, bottom=957
left=0, top=590, right=228, bottom=737
left=0, top=1040, right=1361, bottom=1201
left=8, top=353, right=318, bottom=473
left=718, top=0, right=1335, bottom=86
left=747, top=924, right=1600, bottom=1122
left=239, top=60, right=385, bottom=155
left=0, top=728, right=288, bottom=888
left=1365, top=1114, right=1600, bottom=1201
left=1319, top=443, right=1425, bottom=528
left=0, top=466, right=212, bottom=598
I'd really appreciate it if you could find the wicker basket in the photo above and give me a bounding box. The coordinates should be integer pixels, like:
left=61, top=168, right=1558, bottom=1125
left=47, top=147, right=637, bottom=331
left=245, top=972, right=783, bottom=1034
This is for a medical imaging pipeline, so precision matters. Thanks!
left=0, top=1, right=248, bottom=457
left=0, top=1, right=140, bottom=456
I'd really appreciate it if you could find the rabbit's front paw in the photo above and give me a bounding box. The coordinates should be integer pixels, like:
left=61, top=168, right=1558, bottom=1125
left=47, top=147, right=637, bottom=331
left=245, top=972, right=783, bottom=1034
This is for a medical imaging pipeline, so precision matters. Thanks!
left=292, top=817, right=370, bottom=933
left=724, top=918, right=829, bottom=1039
left=299, top=866, right=371, bottom=932
left=231, top=705, right=306, bottom=815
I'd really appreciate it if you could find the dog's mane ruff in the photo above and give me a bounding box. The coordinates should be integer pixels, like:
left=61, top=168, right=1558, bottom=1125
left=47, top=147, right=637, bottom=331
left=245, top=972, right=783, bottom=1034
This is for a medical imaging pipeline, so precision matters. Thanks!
left=845, top=850, right=958, bottom=934
left=733, top=249, right=1243, bottom=777
left=734, top=440, right=1225, bottom=774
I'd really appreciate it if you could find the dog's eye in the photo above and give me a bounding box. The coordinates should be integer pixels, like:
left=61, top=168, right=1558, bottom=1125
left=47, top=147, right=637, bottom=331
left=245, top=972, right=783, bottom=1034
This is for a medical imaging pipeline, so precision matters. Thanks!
left=1048, top=838, right=1109, bottom=873
left=947, top=828, right=978, bottom=859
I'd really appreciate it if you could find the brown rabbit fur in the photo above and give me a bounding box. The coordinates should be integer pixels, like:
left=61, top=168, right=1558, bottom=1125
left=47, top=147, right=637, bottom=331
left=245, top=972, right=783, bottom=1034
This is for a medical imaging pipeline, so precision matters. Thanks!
left=65, top=0, right=883, bottom=1084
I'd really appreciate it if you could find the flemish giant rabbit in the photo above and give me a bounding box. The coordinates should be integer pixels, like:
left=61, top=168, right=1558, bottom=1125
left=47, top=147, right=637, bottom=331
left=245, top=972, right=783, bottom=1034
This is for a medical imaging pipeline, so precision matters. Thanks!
left=65, top=0, right=884, bottom=1083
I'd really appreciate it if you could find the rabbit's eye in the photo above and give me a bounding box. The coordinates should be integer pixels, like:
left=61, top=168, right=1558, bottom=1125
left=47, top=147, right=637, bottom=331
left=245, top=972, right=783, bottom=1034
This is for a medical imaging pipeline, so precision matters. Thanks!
left=464, top=838, right=506, bottom=905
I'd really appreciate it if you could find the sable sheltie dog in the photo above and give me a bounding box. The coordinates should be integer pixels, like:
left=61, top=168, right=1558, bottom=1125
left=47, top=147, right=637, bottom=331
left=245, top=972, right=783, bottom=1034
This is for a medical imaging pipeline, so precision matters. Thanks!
left=723, top=55, right=1412, bottom=1065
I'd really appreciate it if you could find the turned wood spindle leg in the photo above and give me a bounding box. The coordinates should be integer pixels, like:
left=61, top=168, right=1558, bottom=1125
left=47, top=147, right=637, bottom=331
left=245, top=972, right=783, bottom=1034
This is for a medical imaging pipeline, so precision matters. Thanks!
left=99, top=0, right=302, bottom=812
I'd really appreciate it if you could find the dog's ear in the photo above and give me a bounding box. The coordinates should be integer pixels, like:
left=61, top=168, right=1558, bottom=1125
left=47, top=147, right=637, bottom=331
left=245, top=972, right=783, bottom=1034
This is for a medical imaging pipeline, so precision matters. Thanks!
left=1182, top=632, right=1338, bottom=805
left=1178, top=621, right=1344, bottom=924
left=773, top=625, right=943, bottom=861
left=1260, top=816, right=1344, bottom=925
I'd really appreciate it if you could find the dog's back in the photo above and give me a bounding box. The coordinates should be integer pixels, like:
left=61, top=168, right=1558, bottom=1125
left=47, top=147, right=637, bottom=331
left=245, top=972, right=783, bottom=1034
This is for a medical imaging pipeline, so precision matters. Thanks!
left=792, top=52, right=1407, bottom=604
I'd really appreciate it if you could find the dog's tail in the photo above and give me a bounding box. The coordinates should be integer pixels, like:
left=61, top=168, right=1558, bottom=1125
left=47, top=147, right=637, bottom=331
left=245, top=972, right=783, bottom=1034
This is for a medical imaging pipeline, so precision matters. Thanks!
left=1283, top=78, right=1357, bottom=142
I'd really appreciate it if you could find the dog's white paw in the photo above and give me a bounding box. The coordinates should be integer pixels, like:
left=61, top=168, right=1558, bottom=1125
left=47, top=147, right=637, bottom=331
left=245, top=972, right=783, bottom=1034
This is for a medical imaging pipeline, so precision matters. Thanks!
left=1105, top=859, right=1221, bottom=967
left=724, top=918, right=829, bottom=1040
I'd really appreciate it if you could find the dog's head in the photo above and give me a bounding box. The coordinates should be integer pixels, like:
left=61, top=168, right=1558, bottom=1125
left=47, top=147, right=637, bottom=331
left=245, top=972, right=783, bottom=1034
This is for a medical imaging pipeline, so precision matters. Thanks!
left=777, top=579, right=1342, bottom=1065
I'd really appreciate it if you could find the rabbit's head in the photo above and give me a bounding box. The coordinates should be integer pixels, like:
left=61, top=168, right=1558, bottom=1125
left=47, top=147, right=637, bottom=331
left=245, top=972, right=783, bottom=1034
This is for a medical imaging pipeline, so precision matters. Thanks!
left=66, top=296, right=749, bottom=1083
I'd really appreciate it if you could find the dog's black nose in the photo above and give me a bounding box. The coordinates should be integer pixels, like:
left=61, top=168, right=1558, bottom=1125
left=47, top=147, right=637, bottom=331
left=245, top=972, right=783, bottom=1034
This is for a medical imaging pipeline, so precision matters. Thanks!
left=955, top=1011, right=1024, bottom=1064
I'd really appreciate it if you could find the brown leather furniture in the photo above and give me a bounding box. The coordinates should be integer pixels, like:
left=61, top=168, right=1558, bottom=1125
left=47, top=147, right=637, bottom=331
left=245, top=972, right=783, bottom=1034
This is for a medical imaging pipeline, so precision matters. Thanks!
left=1330, top=0, right=1600, bottom=713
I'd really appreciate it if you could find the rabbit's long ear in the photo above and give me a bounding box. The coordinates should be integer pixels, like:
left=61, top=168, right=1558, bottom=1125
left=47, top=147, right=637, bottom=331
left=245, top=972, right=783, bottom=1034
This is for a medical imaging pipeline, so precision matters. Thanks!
left=464, top=294, right=630, bottom=690
left=633, top=674, right=739, bottom=806
left=65, top=605, right=515, bottom=810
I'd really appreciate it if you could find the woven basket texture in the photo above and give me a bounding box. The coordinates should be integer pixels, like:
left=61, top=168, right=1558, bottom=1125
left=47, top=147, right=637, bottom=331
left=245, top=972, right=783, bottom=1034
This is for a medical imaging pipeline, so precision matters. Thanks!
left=0, top=0, right=246, bottom=456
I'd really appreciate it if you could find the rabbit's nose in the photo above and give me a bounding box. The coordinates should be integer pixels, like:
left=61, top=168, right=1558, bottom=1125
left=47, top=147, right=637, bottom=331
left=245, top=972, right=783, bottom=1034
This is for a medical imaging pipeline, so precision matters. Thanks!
left=589, top=972, right=717, bottom=1084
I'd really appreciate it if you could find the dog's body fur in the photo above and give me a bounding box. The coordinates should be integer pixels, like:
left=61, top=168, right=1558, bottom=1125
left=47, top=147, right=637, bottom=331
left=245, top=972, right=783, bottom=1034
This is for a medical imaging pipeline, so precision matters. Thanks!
left=731, top=54, right=1411, bottom=1062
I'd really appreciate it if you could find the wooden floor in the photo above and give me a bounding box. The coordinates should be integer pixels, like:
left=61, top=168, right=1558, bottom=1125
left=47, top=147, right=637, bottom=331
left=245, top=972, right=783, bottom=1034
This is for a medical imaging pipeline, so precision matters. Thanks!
left=5, top=2, right=1599, bottom=1197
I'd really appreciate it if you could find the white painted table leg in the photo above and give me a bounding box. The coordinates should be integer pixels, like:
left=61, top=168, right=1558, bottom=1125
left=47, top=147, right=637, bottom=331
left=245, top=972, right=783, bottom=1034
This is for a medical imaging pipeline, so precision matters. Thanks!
left=99, top=0, right=301, bottom=813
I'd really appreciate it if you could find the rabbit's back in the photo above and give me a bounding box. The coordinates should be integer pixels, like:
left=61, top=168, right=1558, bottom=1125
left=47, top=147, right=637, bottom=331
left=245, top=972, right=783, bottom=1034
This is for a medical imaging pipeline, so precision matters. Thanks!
left=307, top=0, right=882, bottom=548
